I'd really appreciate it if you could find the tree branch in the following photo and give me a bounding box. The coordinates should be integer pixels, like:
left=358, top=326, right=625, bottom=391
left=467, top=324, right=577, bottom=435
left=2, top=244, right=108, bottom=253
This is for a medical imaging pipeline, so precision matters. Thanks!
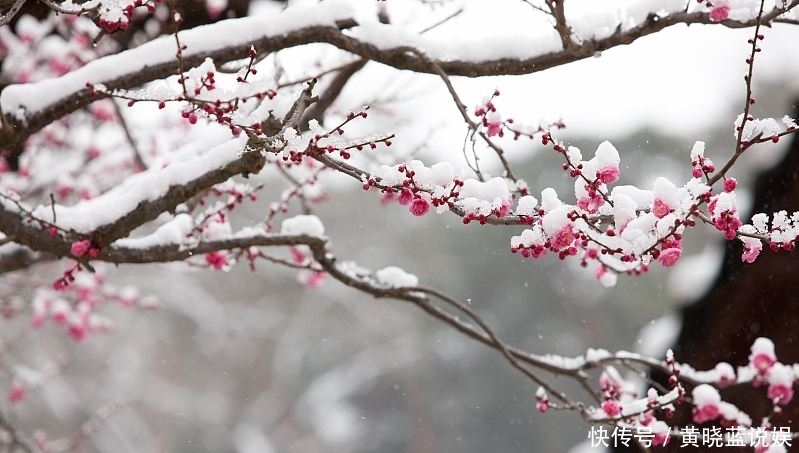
left=2, top=1, right=797, bottom=163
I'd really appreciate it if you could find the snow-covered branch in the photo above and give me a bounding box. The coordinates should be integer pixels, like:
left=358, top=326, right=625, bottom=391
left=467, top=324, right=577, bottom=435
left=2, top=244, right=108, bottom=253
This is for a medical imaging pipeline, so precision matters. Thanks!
left=2, top=0, right=798, bottom=164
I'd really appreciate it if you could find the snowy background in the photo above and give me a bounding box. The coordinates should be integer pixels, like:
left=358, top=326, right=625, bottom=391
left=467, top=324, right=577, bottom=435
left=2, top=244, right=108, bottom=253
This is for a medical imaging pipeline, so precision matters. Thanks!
left=2, top=0, right=799, bottom=452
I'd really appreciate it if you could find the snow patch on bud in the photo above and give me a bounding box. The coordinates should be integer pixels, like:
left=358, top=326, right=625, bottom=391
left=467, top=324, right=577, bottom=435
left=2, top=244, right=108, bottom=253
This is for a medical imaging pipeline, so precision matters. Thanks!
left=690, top=141, right=705, bottom=160
left=565, top=146, right=582, bottom=163
left=540, top=188, right=563, bottom=212
left=749, top=337, right=776, bottom=373
left=735, top=115, right=782, bottom=142
left=515, top=195, right=539, bottom=216
left=692, top=384, right=721, bottom=424
left=739, top=227, right=763, bottom=263
left=766, top=363, right=794, bottom=406
left=594, top=141, right=620, bottom=168
left=541, top=205, right=572, bottom=236
left=457, top=177, right=512, bottom=216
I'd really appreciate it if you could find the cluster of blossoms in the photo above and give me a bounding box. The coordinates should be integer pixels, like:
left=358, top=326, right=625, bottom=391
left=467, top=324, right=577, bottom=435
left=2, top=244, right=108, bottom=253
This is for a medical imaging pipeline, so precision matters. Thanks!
left=96, top=0, right=161, bottom=33
left=34, top=267, right=157, bottom=342
left=474, top=90, right=505, bottom=138
left=677, top=338, right=796, bottom=453
left=534, top=338, right=797, bottom=451
left=372, top=160, right=521, bottom=222
left=361, top=98, right=799, bottom=287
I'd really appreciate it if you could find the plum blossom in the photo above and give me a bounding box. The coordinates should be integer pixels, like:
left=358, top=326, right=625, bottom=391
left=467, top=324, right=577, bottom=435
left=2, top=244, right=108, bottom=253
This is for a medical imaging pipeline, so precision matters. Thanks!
left=740, top=229, right=763, bottom=263
left=652, top=198, right=670, bottom=219
left=659, top=247, right=682, bottom=267
left=749, top=337, right=776, bottom=374
left=409, top=197, right=430, bottom=216
left=577, top=192, right=603, bottom=214
left=551, top=224, right=576, bottom=251
left=709, top=2, right=730, bottom=21
left=767, top=381, right=794, bottom=406
left=70, top=239, right=92, bottom=257
left=51, top=299, right=70, bottom=324
left=766, top=363, right=794, bottom=406
left=300, top=271, right=326, bottom=289
left=535, top=387, right=549, bottom=413
left=601, top=400, right=621, bottom=417
left=205, top=250, right=231, bottom=271
left=68, top=316, right=88, bottom=342
left=692, top=384, right=721, bottom=424
left=397, top=188, right=414, bottom=205
left=690, top=141, right=715, bottom=177
left=709, top=192, right=743, bottom=240
left=596, top=166, right=619, bottom=184
left=7, top=380, right=25, bottom=404
left=485, top=112, right=502, bottom=137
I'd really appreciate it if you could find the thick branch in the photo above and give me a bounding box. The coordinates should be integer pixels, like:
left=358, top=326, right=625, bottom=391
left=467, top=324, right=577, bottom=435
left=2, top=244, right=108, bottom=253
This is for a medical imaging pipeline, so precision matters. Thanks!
left=0, top=144, right=266, bottom=254
left=2, top=2, right=797, bottom=159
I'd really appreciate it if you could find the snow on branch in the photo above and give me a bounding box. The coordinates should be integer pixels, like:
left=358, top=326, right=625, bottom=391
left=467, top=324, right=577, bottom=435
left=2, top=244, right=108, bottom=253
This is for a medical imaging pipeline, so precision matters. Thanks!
left=2, top=0, right=798, bottom=154
left=0, top=136, right=264, bottom=253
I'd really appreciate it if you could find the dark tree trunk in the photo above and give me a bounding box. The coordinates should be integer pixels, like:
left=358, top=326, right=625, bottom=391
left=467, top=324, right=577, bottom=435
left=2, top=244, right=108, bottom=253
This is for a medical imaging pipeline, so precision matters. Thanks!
left=613, top=100, right=799, bottom=452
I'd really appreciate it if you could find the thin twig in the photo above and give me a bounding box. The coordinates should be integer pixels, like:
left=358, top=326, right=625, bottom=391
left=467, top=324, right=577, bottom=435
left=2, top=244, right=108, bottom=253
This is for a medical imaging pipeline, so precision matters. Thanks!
left=111, top=99, right=148, bottom=171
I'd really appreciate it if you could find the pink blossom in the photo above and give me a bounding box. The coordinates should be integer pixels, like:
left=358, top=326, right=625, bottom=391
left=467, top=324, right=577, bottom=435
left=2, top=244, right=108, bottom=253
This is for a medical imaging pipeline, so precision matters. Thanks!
left=767, top=383, right=794, bottom=405
left=692, top=402, right=720, bottom=424
left=49, top=58, right=70, bottom=75
left=599, top=372, right=619, bottom=393
left=51, top=305, right=69, bottom=324
left=89, top=103, right=115, bottom=122
left=724, top=178, right=737, bottom=193
left=709, top=3, right=730, bottom=22
left=577, top=194, right=604, bottom=214
left=536, top=399, right=549, bottom=413
left=495, top=201, right=511, bottom=217
left=31, top=311, right=47, bottom=328
left=380, top=191, right=395, bottom=205
left=7, top=381, right=25, bottom=404
left=70, top=239, right=92, bottom=257
left=305, top=271, right=326, bottom=289
left=486, top=120, right=502, bottom=137
left=68, top=320, right=88, bottom=342
left=397, top=188, right=414, bottom=205
left=750, top=349, right=776, bottom=373
left=742, top=243, right=762, bottom=263
left=205, top=251, right=229, bottom=270
left=206, top=3, right=224, bottom=18
left=31, top=298, right=48, bottom=328
left=52, top=279, right=68, bottom=291
left=290, top=246, right=307, bottom=265
left=601, top=400, right=621, bottom=417
left=658, top=247, right=682, bottom=267
left=596, top=166, right=619, bottom=184
left=409, top=198, right=430, bottom=216
left=551, top=225, right=575, bottom=250
left=652, top=198, right=670, bottom=218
